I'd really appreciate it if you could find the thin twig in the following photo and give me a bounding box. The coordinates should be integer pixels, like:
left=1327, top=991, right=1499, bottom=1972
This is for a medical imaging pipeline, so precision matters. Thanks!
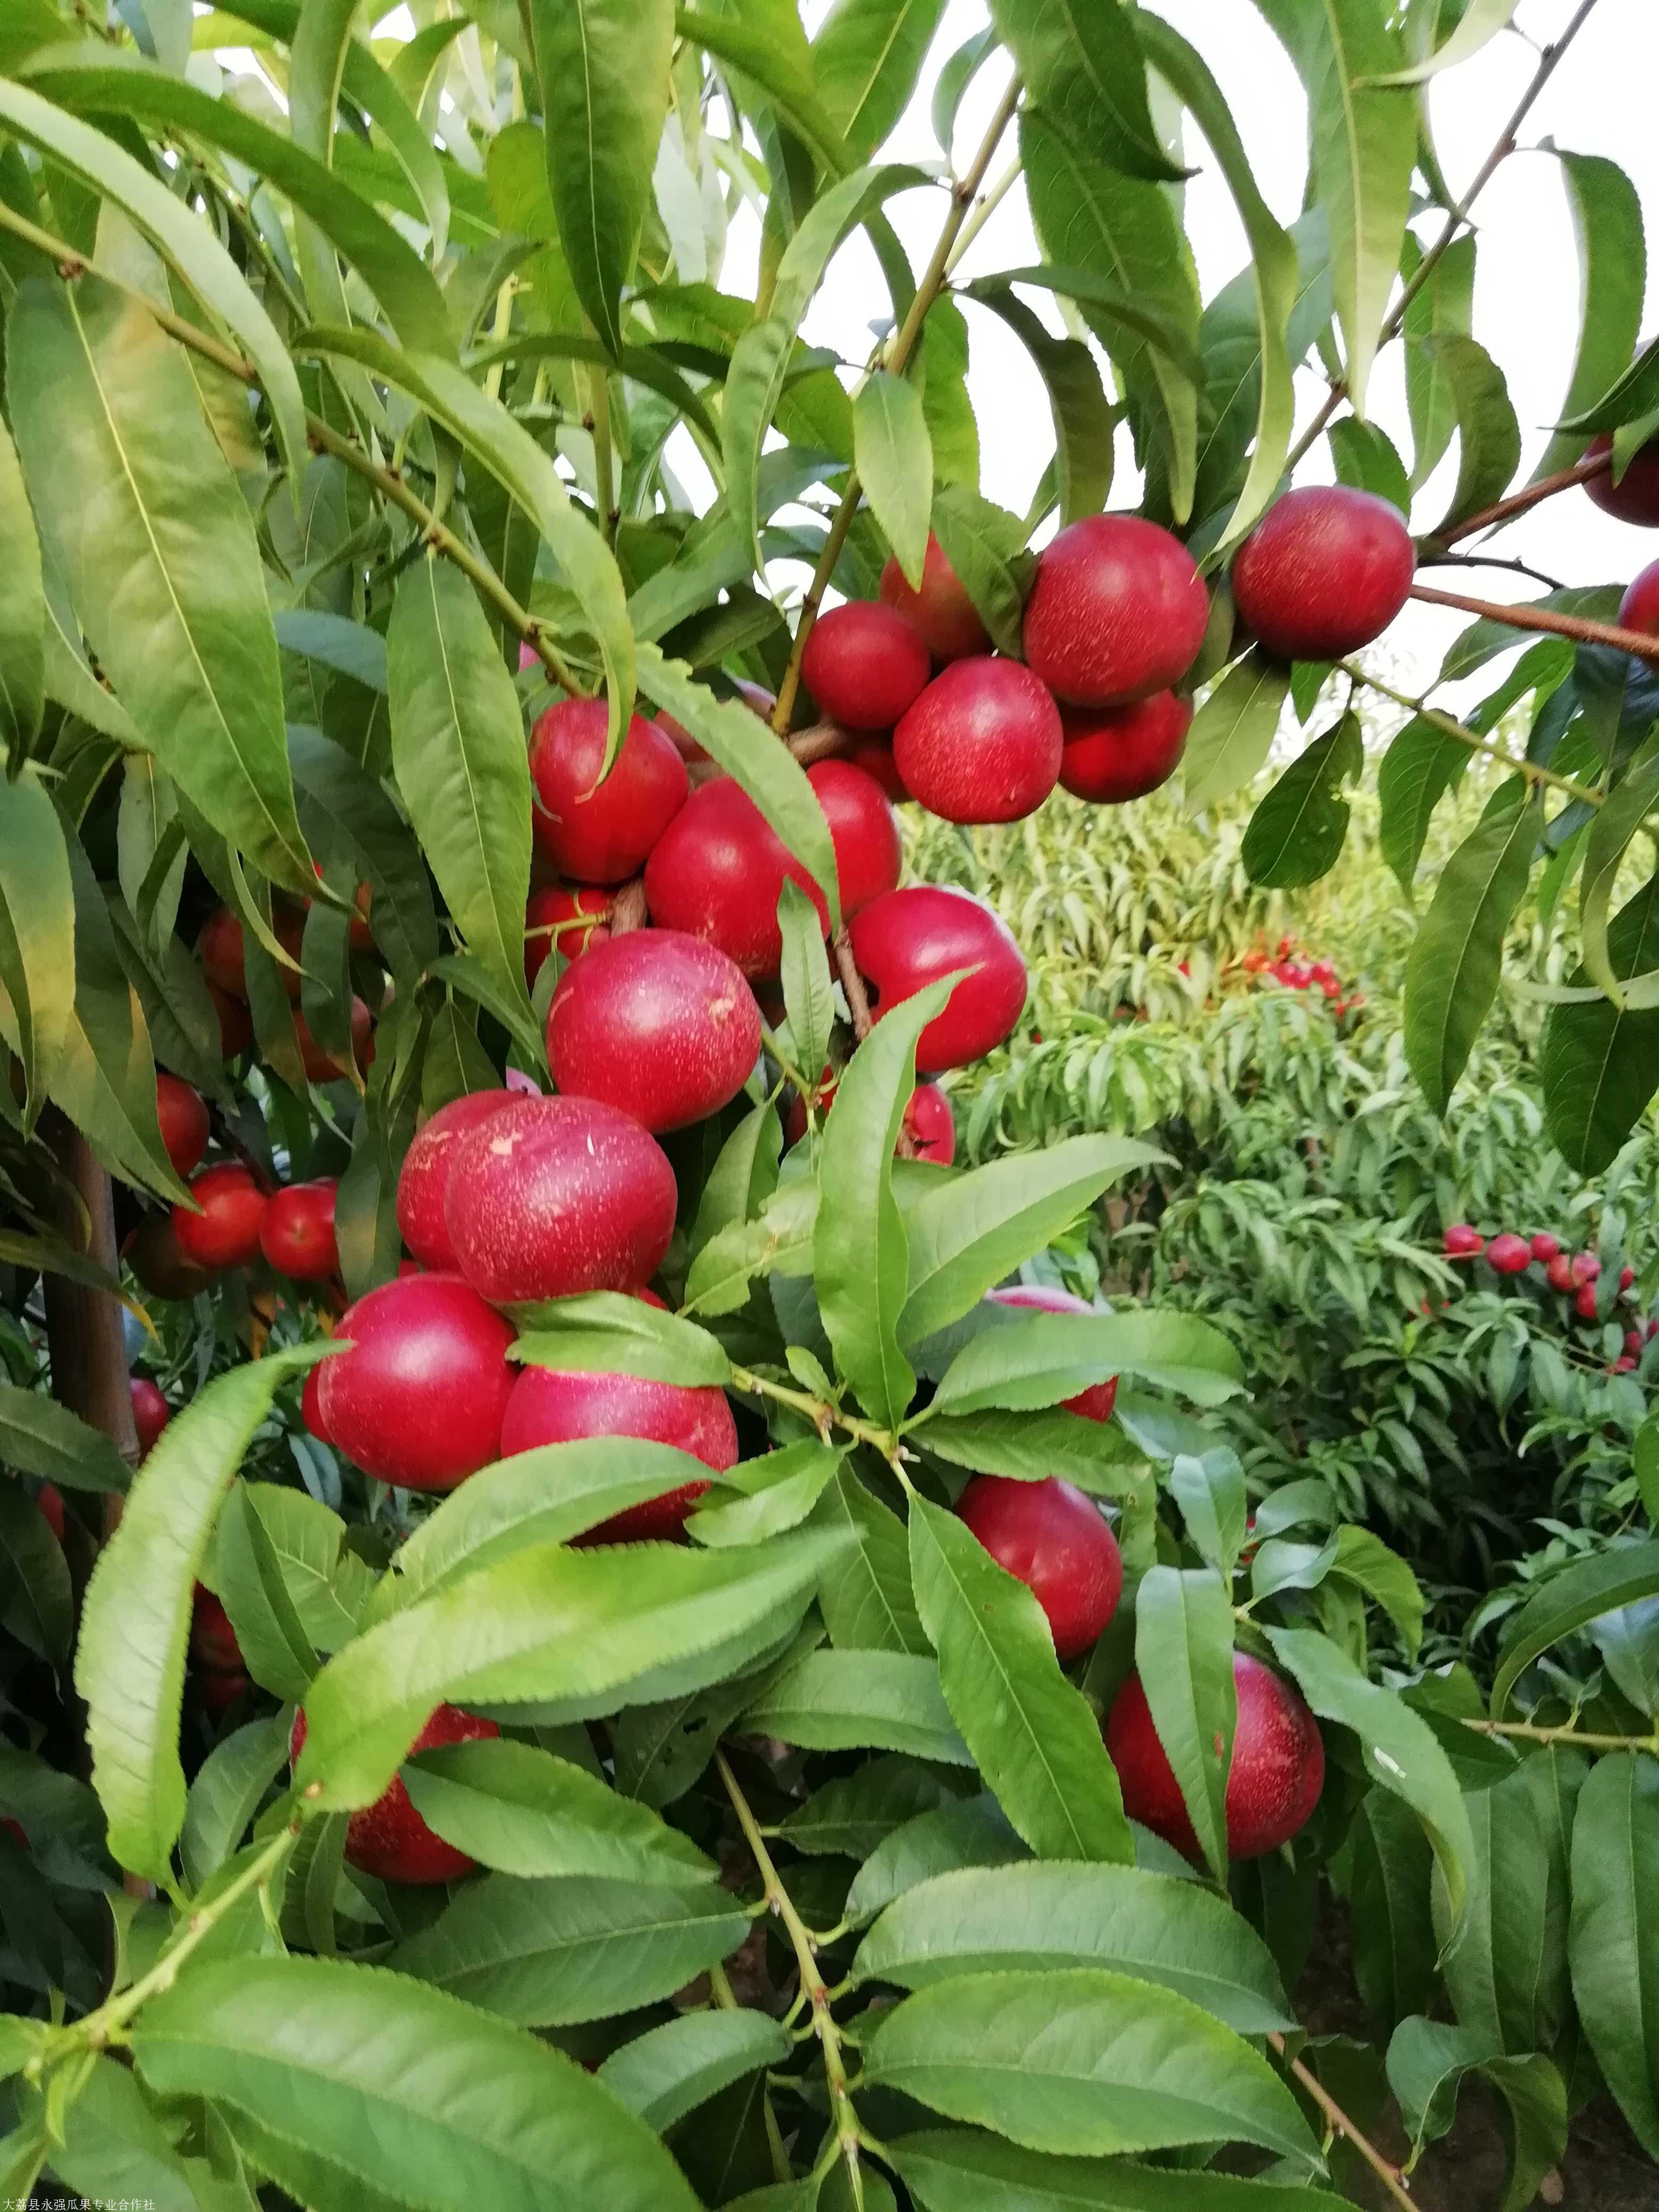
left=1416, top=551, right=1569, bottom=592
left=1269, top=2033, right=1415, bottom=2210
left=1340, top=663, right=1605, bottom=809
left=1408, top=581, right=1659, bottom=666
left=1428, top=449, right=1612, bottom=547
left=1465, top=1717, right=1659, bottom=1754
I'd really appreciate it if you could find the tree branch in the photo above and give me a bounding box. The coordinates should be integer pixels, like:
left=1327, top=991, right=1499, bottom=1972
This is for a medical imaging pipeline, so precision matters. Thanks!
left=1340, top=663, right=1605, bottom=808
left=1425, top=448, right=1612, bottom=548
left=1268, top=2033, right=1415, bottom=2211
left=1407, top=580, right=1659, bottom=665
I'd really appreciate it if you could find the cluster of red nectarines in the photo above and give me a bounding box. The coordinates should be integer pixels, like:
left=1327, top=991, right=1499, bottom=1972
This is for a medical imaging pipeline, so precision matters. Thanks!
left=1442, top=1224, right=1653, bottom=1364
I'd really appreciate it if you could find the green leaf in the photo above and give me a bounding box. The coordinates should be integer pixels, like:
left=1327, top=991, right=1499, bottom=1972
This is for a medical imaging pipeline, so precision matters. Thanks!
left=0, top=1481, right=71, bottom=1667
left=776, top=878, right=836, bottom=1105
left=1241, top=711, right=1362, bottom=888
left=1130, top=1566, right=1236, bottom=1884
left=296, top=1528, right=843, bottom=1811
left=928, top=1309, right=1244, bottom=1416
left=1329, top=415, right=1410, bottom=512
left=979, top=290, right=1116, bottom=526
left=288, top=724, right=440, bottom=985
left=9, top=275, right=312, bottom=893
left=510, top=1292, right=731, bottom=1386
left=814, top=0, right=950, bottom=161
left=402, top=1737, right=715, bottom=1884
left=1348, top=1787, right=1436, bottom=2033
left=1404, top=790, right=1541, bottom=1113
left=599, top=2010, right=792, bottom=2134
left=214, top=1481, right=320, bottom=1703
left=780, top=1755, right=967, bottom=1858
left=388, top=556, right=532, bottom=1022
left=0, top=76, right=306, bottom=483
left=1371, top=0, right=1520, bottom=81
left=854, top=370, right=932, bottom=589
left=0, top=764, right=73, bottom=1127
left=1265, top=1623, right=1473, bottom=1934
left=74, top=1346, right=329, bottom=1886
left=1021, top=111, right=1200, bottom=519
left=392, top=1873, right=751, bottom=2024
left=919, top=1407, right=1143, bottom=1497
left=1541, top=873, right=1659, bottom=1173
left=744, top=1647, right=971, bottom=1762
left=1439, top=586, right=1622, bottom=682
left=213, top=1482, right=373, bottom=1653
left=910, top=1495, right=1134, bottom=1863
left=854, top=1861, right=1292, bottom=2033
left=929, top=483, right=1029, bottom=656
left=1377, top=714, right=1469, bottom=893
left=808, top=1463, right=929, bottom=1653
left=816, top=978, right=952, bottom=1428
left=900, top=1136, right=1161, bottom=1345
left=0, top=1380, right=129, bottom=1492
left=1425, top=333, right=1523, bottom=537
left=990, top=0, right=1183, bottom=183
left=1250, top=0, right=1415, bottom=417
left=1569, top=1751, right=1659, bottom=2157
left=635, top=641, right=839, bottom=923
left=0, top=418, right=42, bottom=757
left=893, top=2131, right=1354, bottom=2210
left=180, top=1711, right=292, bottom=1891
left=690, top=1436, right=845, bottom=1548
left=1403, top=231, right=1475, bottom=489
left=859, top=1967, right=1314, bottom=2160
left=1490, top=1540, right=1659, bottom=1718
left=531, top=0, right=674, bottom=357
left=846, top=1796, right=1029, bottom=1926
left=1582, top=730, right=1659, bottom=1008
left=1532, top=152, right=1646, bottom=483
left=673, top=6, right=853, bottom=177
left=1330, top=1526, right=1424, bottom=1662
left=131, top=1953, right=702, bottom=2212
left=1182, top=652, right=1291, bottom=817
left=1386, top=2018, right=1567, bottom=2212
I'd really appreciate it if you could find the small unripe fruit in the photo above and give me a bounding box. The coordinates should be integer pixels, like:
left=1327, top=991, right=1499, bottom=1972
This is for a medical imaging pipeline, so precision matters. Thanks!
left=529, top=700, right=689, bottom=883
left=294, top=1000, right=373, bottom=1084
left=259, top=1179, right=340, bottom=1281
left=1547, top=1254, right=1575, bottom=1294
left=501, top=1363, right=738, bottom=1541
left=156, top=1073, right=210, bottom=1179
left=190, top=1586, right=243, bottom=1674
left=904, top=1083, right=955, bottom=1164
left=130, top=1377, right=170, bottom=1457
left=208, top=983, right=254, bottom=1059
left=1486, top=1231, right=1531, bottom=1275
left=1230, top=485, right=1415, bottom=661
left=199, top=903, right=306, bottom=1001
left=547, top=930, right=760, bottom=1134
left=1530, top=1233, right=1561, bottom=1263
left=879, top=534, right=992, bottom=662
left=986, top=1284, right=1117, bottom=1420
left=525, top=886, right=610, bottom=988
left=444, top=1095, right=677, bottom=1307
left=1057, top=691, right=1194, bottom=803
left=1442, top=1224, right=1485, bottom=1258
left=801, top=601, right=932, bottom=730
left=848, top=886, right=1027, bottom=1073
left=644, top=763, right=900, bottom=978
left=290, top=1704, right=500, bottom=1884
left=956, top=1474, right=1123, bottom=1661
left=1105, top=1651, right=1325, bottom=1863
left=1587, top=434, right=1659, bottom=527
left=173, top=1163, right=267, bottom=1270
left=317, top=1273, right=517, bottom=1490
left=1619, top=559, right=1659, bottom=638
left=36, top=1484, right=64, bottom=1543
left=1576, top=1282, right=1601, bottom=1321
left=893, top=658, right=1063, bottom=824
left=397, top=1091, right=520, bottom=1273
left=1572, top=1251, right=1602, bottom=1285
left=124, top=1213, right=220, bottom=1302
left=1023, top=515, right=1209, bottom=707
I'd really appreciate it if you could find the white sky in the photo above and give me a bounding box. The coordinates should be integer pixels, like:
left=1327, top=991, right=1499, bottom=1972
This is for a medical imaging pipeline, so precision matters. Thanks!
left=711, top=0, right=1659, bottom=709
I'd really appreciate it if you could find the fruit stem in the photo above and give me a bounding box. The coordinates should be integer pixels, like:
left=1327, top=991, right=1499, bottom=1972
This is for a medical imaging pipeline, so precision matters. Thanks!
left=1268, top=2033, right=1415, bottom=2210
left=832, top=928, right=875, bottom=1042
left=1423, top=449, right=1612, bottom=549
left=1465, top=1717, right=1659, bottom=1755
left=727, top=1363, right=900, bottom=1462
left=716, top=1750, right=865, bottom=2196
left=768, top=72, right=1024, bottom=738
left=1408, top=581, right=1659, bottom=667
left=1339, top=665, right=1606, bottom=810
left=0, top=198, right=593, bottom=700
left=1285, top=0, right=1604, bottom=474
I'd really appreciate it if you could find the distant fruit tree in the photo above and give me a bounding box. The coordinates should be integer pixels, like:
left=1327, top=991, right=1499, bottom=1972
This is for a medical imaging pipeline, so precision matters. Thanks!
left=2, top=4, right=1659, bottom=2210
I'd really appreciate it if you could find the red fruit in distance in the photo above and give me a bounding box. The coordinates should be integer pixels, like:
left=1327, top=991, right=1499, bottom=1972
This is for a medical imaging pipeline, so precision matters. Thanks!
left=290, top=1704, right=499, bottom=1883
left=1230, top=485, right=1415, bottom=661
left=1106, top=1651, right=1325, bottom=1863
left=1587, top=434, right=1659, bottom=527
left=443, top=1094, right=677, bottom=1306
left=903, top=1083, right=955, bottom=1164
left=801, top=601, right=931, bottom=731
left=300, top=1361, right=331, bottom=1446
left=130, top=1377, right=170, bottom=1457
left=1622, top=1265, right=1637, bottom=1292
left=156, top=1073, right=210, bottom=1178
left=548, top=930, right=760, bottom=1134
left=397, top=1090, right=519, bottom=1272
left=525, top=886, right=610, bottom=990
left=317, top=1272, right=517, bottom=1490
left=529, top=699, right=689, bottom=883
left=878, top=534, right=992, bottom=662
left=849, top=886, right=1027, bottom=1073
left=501, top=1363, right=738, bottom=1541
left=199, top=1670, right=248, bottom=1714
left=1057, top=691, right=1194, bottom=803
left=124, top=1213, right=219, bottom=1302
left=1, top=1816, right=24, bottom=1848
left=191, top=1587, right=243, bottom=1674
left=36, top=1484, right=64, bottom=1543
left=294, top=1000, right=373, bottom=1085
left=1023, top=515, right=1209, bottom=708
left=1547, top=1254, right=1575, bottom=1294
left=259, top=1179, right=340, bottom=1281
left=893, top=658, right=1062, bottom=824
left=1572, top=1251, right=1602, bottom=1284
left=1616, top=1355, right=1638, bottom=1373
left=199, top=903, right=306, bottom=1002
left=956, top=1474, right=1122, bottom=1660
left=1618, top=559, right=1659, bottom=638
left=1575, top=1282, right=1601, bottom=1321
left=1627, top=1328, right=1645, bottom=1358
left=208, top=984, right=254, bottom=1060
left=986, top=1283, right=1117, bottom=1420
left=1530, top=1233, right=1561, bottom=1262
left=173, top=1163, right=267, bottom=1270
left=846, top=738, right=910, bottom=803
left=1442, top=1225, right=1485, bottom=1258
left=644, top=763, right=900, bottom=978
left=1486, top=1231, right=1532, bottom=1275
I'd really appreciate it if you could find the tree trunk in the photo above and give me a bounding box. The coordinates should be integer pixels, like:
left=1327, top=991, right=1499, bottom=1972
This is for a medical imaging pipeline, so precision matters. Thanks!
left=43, top=1112, right=139, bottom=1476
